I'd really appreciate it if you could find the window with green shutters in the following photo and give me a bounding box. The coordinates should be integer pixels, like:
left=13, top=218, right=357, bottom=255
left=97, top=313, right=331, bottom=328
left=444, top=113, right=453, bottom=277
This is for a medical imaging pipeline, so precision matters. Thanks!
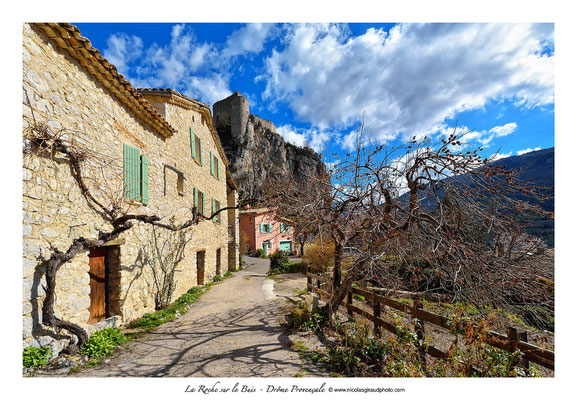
left=194, top=188, right=205, bottom=217
left=210, top=152, right=220, bottom=180
left=260, top=223, right=272, bottom=233
left=280, top=223, right=290, bottom=233
left=123, top=144, right=149, bottom=205
left=211, top=198, right=222, bottom=223
left=190, top=128, right=203, bottom=165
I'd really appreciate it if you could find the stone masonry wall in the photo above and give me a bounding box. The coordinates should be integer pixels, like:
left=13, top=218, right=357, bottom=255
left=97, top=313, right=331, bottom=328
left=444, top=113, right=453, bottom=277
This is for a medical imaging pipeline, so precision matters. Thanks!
left=22, top=23, right=235, bottom=353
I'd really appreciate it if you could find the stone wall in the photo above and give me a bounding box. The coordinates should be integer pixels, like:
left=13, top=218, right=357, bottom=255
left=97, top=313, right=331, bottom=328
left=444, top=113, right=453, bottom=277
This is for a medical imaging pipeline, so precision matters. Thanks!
left=22, top=23, right=238, bottom=353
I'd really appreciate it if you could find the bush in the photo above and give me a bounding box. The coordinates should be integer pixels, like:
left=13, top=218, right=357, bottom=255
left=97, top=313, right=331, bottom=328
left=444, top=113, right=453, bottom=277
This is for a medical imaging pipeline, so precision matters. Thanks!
left=287, top=301, right=328, bottom=331
left=270, top=251, right=290, bottom=271
left=23, top=345, right=52, bottom=369
left=269, top=251, right=308, bottom=274
left=224, top=271, right=232, bottom=278
left=303, top=238, right=334, bottom=273
left=212, top=275, right=223, bottom=282
left=255, top=249, right=267, bottom=258
left=78, top=328, right=126, bottom=358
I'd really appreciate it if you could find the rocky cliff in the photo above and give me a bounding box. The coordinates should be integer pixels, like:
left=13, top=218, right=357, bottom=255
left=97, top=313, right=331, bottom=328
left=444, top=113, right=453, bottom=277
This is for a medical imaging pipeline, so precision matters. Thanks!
left=213, top=92, right=325, bottom=198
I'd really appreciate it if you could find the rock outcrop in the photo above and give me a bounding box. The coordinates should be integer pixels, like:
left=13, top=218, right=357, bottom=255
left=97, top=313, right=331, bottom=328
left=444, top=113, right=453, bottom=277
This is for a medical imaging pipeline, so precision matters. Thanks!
left=213, top=92, right=325, bottom=198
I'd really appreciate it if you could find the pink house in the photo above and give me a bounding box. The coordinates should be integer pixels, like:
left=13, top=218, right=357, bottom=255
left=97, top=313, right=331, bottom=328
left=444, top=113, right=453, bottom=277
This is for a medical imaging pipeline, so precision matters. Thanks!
left=239, top=208, right=295, bottom=256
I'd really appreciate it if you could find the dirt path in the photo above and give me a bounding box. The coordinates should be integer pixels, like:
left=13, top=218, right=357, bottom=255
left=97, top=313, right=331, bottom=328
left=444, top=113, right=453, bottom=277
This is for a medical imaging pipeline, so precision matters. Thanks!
left=73, top=256, right=327, bottom=377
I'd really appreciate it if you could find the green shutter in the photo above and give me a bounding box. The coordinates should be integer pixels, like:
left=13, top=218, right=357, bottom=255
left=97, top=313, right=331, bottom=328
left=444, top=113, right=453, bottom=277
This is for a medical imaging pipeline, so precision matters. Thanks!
left=216, top=158, right=220, bottom=180
left=123, top=144, right=141, bottom=201
left=210, top=151, right=214, bottom=176
left=190, top=128, right=196, bottom=159
left=212, top=198, right=216, bottom=221
left=200, top=192, right=205, bottom=216
left=194, top=187, right=198, bottom=210
left=198, top=138, right=203, bottom=166
left=140, top=154, right=149, bottom=205
left=260, top=224, right=265, bottom=234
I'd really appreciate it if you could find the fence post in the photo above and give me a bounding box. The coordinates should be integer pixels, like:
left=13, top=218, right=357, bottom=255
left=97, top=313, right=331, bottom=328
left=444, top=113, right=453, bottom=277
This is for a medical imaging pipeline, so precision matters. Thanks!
left=413, top=296, right=426, bottom=366
left=518, top=331, right=530, bottom=372
left=507, top=327, right=518, bottom=372
left=508, top=327, right=529, bottom=373
left=373, top=289, right=382, bottom=338
left=347, top=291, right=353, bottom=317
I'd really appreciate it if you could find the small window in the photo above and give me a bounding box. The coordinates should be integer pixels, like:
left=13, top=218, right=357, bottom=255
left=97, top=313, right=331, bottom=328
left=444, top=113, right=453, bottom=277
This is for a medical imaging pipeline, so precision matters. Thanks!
left=190, top=128, right=203, bottom=166
left=194, top=188, right=205, bottom=216
left=210, top=152, right=220, bottom=180
left=177, top=174, right=184, bottom=196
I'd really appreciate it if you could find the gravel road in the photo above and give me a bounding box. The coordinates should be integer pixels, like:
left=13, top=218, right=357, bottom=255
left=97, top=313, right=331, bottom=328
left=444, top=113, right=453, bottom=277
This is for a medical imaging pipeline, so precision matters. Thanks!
left=73, top=256, right=327, bottom=377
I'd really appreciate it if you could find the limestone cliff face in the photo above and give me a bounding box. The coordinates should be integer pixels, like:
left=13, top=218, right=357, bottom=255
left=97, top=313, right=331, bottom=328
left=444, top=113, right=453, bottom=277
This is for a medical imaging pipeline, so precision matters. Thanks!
left=213, top=92, right=325, bottom=197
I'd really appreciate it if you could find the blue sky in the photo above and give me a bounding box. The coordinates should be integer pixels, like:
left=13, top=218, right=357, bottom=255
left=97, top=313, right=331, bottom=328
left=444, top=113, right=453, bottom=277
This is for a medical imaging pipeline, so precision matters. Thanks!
left=73, top=22, right=554, bottom=162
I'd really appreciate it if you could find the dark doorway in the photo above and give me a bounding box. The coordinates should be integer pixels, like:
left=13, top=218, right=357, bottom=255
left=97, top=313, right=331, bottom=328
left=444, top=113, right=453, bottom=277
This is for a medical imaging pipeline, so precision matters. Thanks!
left=216, top=248, right=222, bottom=276
left=196, top=250, right=206, bottom=285
left=88, top=247, right=109, bottom=324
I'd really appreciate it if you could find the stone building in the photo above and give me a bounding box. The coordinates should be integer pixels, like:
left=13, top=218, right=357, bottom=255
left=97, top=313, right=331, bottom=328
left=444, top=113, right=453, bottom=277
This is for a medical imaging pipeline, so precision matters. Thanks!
left=22, top=23, right=239, bottom=353
left=239, top=208, right=295, bottom=256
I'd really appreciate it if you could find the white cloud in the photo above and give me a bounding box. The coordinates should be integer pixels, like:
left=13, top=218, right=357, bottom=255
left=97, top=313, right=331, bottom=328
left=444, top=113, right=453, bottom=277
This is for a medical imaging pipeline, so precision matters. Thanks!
left=276, top=124, right=332, bottom=153
left=517, top=147, right=541, bottom=156
left=103, top=33, right=143, bottom=72
left=491, top=151, right=512, bottom=161
left=222, top=23, right=274, bottom=58
left=277, top=125, right=308, bottom=147
left=489, top=122, right=518, bottom=137
left=259, top=23, right=554, bottom=147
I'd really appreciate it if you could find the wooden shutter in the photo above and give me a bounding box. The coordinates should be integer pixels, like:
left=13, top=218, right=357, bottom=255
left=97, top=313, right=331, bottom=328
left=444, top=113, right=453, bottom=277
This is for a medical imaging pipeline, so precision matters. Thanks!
left=194, top=187, right=198, bottom=210
left=260, top=224, right=266, bottom=234
left=140, top=154, right=149, bottom=205
left=123, top=144, right=141, bottom=201
left=216, top=158, right=220, bottom=180
left=198, top=138, right=203, bottom=166
left=210, top=151, right=214, bottom=176
left=216, top=200, right=221, bottom=223
left=190, top=128, right=196, bottom=159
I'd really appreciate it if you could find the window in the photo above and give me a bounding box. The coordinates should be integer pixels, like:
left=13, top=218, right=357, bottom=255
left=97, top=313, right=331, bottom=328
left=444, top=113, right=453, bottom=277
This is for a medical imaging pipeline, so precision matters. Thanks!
left=280, top=223, right=291, bottom=233
left=194, top=188, right=205, bottom=216
left=260, top=223, right=272, bottom=233
left=123, top=144, right=149, bottom=205
left=177, top=174, right=184, bottom=196
left=210, top=151, right=220, bottom=180
left=189, top=128, right=203, bottom=165
left=212, top=198, right=221, bottom=223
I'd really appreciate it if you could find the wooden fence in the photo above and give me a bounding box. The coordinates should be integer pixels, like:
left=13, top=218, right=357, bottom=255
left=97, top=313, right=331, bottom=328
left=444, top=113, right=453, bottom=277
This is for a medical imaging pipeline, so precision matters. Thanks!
left=306, top=270, right=554, bottom=371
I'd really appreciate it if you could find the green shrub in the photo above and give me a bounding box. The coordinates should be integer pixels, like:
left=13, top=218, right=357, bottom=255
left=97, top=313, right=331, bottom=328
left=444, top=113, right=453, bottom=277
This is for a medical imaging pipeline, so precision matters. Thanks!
left=270, top=251, right=290, bottom=272
left=212, top=274, right=223, bottom=282
left=78, top=328, right=126, bottom=358
left=23, top=345, right=52, bottom=369
left=224, top=271, right=232, bottom=278
left=255, top=249, right=267, bottom=258
left=128, top=286, right=206, bottom=330
left=269, top=252, right=307, bottom=274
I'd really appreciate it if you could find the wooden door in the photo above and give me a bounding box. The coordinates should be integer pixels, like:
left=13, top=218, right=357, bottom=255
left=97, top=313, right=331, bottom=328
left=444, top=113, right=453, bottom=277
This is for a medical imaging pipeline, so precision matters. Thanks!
left=197, top=251, right=205, bottom=285
left=216, top=248, right=221, bottom=276
left=88, top=247, right=108, bottom=324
